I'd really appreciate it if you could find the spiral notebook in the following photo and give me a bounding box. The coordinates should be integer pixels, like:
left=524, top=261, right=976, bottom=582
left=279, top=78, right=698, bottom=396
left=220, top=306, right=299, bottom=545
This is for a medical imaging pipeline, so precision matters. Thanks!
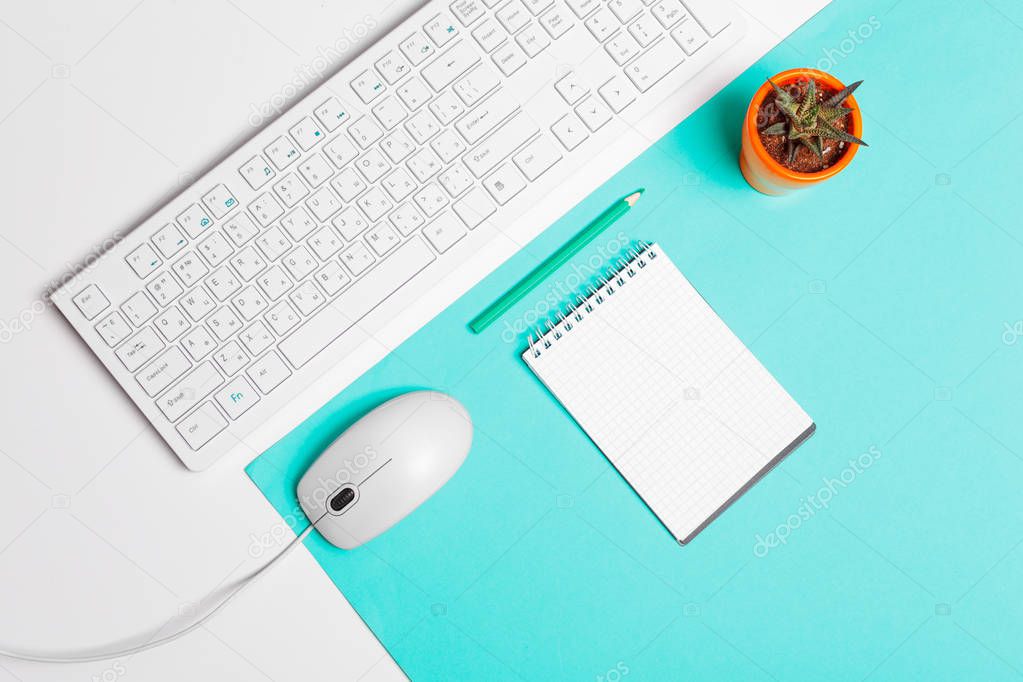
left=523, top=243, right=815, bottom=544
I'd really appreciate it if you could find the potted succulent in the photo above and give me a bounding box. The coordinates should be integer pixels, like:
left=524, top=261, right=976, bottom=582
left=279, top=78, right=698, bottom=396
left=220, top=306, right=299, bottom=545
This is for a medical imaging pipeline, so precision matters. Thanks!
left=740, top=68, right=866, bottom=195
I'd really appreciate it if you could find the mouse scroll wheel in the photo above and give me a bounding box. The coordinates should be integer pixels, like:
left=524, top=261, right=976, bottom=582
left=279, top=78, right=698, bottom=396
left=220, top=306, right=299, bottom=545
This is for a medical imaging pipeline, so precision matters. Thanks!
left=329, top=486, right=357, bottom=513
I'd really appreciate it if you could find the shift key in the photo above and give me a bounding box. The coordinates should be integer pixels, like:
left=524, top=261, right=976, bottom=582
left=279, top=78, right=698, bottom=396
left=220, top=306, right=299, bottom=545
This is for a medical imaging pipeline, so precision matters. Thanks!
left=279, top=237, right=436, bottom=368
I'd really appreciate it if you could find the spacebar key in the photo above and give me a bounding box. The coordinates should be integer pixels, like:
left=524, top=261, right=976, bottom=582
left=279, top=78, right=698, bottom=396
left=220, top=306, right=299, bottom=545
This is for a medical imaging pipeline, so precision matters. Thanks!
left=279, top=237, right=436, bottom=367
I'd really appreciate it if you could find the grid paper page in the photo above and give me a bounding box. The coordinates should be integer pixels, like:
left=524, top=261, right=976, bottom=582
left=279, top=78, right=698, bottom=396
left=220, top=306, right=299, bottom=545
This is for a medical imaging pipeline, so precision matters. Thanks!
left=523, top=245, right=813, bottom=544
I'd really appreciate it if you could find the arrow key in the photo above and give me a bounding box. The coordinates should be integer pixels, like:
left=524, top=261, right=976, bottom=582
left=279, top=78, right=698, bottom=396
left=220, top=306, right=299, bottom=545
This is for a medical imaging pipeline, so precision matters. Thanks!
left=598, top=75, right=637, bottom=113
left=551, top=113, right=589, bottom=151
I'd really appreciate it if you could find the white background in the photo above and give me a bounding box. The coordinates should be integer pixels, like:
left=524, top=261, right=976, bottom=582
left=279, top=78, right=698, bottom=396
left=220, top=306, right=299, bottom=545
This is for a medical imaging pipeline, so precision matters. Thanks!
left=0, top=0, right=824, bottom=679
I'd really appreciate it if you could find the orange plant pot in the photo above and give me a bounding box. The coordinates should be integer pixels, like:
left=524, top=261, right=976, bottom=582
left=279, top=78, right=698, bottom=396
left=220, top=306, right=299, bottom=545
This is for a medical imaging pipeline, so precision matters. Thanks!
left=740, top=68, right=863, bottom=195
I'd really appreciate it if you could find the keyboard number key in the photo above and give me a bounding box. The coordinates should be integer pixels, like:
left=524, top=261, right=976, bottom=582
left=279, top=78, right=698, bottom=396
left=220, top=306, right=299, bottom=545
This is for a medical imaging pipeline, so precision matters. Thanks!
left=147, top=272, right=184, bottom=306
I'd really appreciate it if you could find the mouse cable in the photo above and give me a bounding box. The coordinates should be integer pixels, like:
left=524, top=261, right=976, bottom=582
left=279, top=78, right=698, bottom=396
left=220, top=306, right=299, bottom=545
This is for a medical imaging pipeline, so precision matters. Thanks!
left=0, top=512, right=327, bottom=664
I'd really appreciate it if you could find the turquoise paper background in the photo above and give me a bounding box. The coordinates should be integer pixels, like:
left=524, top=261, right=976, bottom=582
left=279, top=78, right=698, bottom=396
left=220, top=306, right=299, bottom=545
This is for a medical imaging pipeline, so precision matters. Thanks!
left=247, top=0, right=1023, bottom=678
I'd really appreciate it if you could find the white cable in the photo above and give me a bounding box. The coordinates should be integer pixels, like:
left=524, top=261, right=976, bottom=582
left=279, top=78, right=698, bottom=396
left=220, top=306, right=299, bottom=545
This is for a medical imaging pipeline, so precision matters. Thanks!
left=0, top=514, right=324, bottom=664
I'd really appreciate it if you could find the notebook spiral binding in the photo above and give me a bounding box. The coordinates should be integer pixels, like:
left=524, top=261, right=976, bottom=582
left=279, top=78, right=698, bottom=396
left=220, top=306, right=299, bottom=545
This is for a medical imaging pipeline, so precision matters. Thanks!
left=527, top=241, right=657, bottom=359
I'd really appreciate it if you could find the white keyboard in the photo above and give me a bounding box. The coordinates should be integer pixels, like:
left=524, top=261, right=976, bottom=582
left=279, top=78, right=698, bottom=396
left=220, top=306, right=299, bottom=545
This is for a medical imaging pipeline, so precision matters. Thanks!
left=52, top=0, right=745, bottom=470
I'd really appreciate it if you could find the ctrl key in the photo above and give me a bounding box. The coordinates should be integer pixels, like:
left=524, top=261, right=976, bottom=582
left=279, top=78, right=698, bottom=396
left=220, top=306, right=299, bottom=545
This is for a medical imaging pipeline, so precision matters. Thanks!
left=176, top=402, right=227, bottom=450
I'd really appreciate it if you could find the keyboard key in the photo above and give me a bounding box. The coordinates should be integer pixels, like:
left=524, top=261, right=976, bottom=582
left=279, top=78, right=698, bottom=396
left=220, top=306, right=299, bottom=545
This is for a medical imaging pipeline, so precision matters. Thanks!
left=413, top=183, right=448, bottom=217
left=232, top=287, right=269, bottom=321
left=289, top=117, right=325, bottom=150
left=349, top=117, right=384, bottom=148
left=450, top=0, right=486, bottom=26
left=121, top=291, right=158, bottom=326
left=313, top=97, right=352, bottom=131
left=366, top=224, right=401, bottom=256
left=598, top=75, right=637, bottom=112
left=257, top=224, right=296, bottom=259
left=555, top=72, right=588, bottom=104
left=431, top=129, right=467, bottom=163
left=681, top=0, right=730, bottom=35
left=372, top=95, right=407, bottom=129
left=515, top=23, right=551, bottom=56
left=265, top=300, right=301, bottom=335
left=282, top=245, right=317, bottom=281
left=308, top=226, right=343, bottom=260
left=482, top=163, right=527, bottom=204
left=652, top=0, right=686, bottom=28
left=382, top=168, right=418, bottom=202
left=177, top=204, right=213, bottom=239
left=154, top=306, right=190, bottom=341
left=126, top=243, right=162, bottom=278
left=215, top=375, right=261, bottom=419
left=551, top=113, right=588, bottom=150
left=357, top=187, right=394, bottom=221
left=314, top=262, right=351, bottom=295
left=280, top=206, right=317, bottom=242
left=152, top=223, right=188, bottom=259
left=396, top=77, right=432, bottom=111
left=382, top=129, right=417, bottom=162
left=257, top=265, right=293, bottom=301
left=306, top=186, right=342, bottom=222
left=239, top=321, right=274, bottom=356
left=452, top=186, right=496, bottom=228
left=324, top=136, right=359, bottom=168
left=429, top=91, right=465, bottom=125
left=247, top=351, right=291, bottom=393
left=565, top=0, right=600, bottom=18
left=250, top=192, right=285, bottom=227
left=605, top=31, right=641, bottom=64
left=136, top=347, right=191, bottom=397
left=330, top=168, right=367, bottom=202
left=628, top=14, right=660, bottom=46
left=197, top=231, right=233, bottom=268
left=157, top=361, right=222, bottom=420
left=398, top=31, right=435, bottom=66
left=539, top=6, right=574, bottom=38
left=147, top=272, right=183, bottom=306
left=239, top=155, right=275, bottom=190
left=340, top=243, right=376, bottom=277
left=472, top=19, right=505, bottom=52
left=115, top=327, right=165, bottom=372
left=298, top=154, right=334, bottom=188
left=389, top=202, right=427, bottom=235
left=609, top=0, right=643, bottom=22
left=438, top=162, right=474, bottom=196
left=462, top=112, right=539, bottom=177
left=222, top=213, right=258, bottom=246
left=424, top=13, right=459, bottom=47
left=264, top=136, right=301, bottom=170
left=333, top=207, right=370, bottom=241
left=230, top=247, right=268, bottom=281
left=671, top=17, right=709, bottom=54
left=513, top=135, right=562, bottom=180
left=176, top=402, right=227, bottom=450
left=273, top=173, right=309, bottom=207
left=496, top=2, right=530, bottom=32
left=422, top=41, right=480, bottom=92
left=375, top=50, right=412, bottom=84
left=171, top=251, right=208, bottom=287
left=205, top=266, right=241, bottom=302
left=180, top=286, right=216, bottom=321
left=575, top=95, right=613, bottom=131
left=213, top=341, right=249, bottom=376
left=201, top=184, right=238, bottom=219
left=454, top=67, right=500, bottom=107
left=492, top=42, right=527, bottom=76
left=405, top=110, right=442, bottom=145
left=355, top=148, right=391, bottom=183
left=207, top=306, right=242, bottom=341
left=72, top=284, right=109, bottom=320
left=584, top=8, right=617, bottom=41
left=423, top=212, right=467, bottom=253
left=350, top=69, right=386, bottom=104
left=624, top=38, right=685, bottom=91
left=279, top=238, right=436, bottom=368
left=523, top=0, right=554, bottom=14
left=407, top=147, right=443, bottom=182
left=456, top=89, right=520, bottom=144
left=290, top=281, right=325, bottom=315
left=181, top=326, right=217, bottom=360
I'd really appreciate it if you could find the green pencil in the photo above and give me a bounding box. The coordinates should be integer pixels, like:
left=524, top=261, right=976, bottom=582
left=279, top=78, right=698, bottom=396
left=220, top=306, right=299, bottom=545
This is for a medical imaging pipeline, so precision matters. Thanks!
left=469, top=189, right=644, bottom=334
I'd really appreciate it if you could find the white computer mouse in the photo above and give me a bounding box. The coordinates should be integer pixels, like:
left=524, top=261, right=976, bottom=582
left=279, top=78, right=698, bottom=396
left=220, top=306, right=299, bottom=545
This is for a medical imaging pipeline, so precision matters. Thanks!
left=297, top=390, right=472, bottom=549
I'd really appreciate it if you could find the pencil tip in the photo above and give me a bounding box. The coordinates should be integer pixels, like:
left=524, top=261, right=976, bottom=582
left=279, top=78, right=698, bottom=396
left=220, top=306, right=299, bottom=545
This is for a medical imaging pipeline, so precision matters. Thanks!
left=624, top=190, right=643, bottom=207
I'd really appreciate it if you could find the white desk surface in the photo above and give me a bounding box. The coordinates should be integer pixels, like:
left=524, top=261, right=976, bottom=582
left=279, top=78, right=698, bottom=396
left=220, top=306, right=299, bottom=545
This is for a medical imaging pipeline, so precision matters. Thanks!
left=0, top=1, right=824, bottom=679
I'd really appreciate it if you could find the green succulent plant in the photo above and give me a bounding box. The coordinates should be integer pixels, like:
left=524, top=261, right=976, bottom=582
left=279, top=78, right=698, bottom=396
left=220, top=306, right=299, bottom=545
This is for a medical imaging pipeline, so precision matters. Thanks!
left=762, top=78, right=867, bottom=165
